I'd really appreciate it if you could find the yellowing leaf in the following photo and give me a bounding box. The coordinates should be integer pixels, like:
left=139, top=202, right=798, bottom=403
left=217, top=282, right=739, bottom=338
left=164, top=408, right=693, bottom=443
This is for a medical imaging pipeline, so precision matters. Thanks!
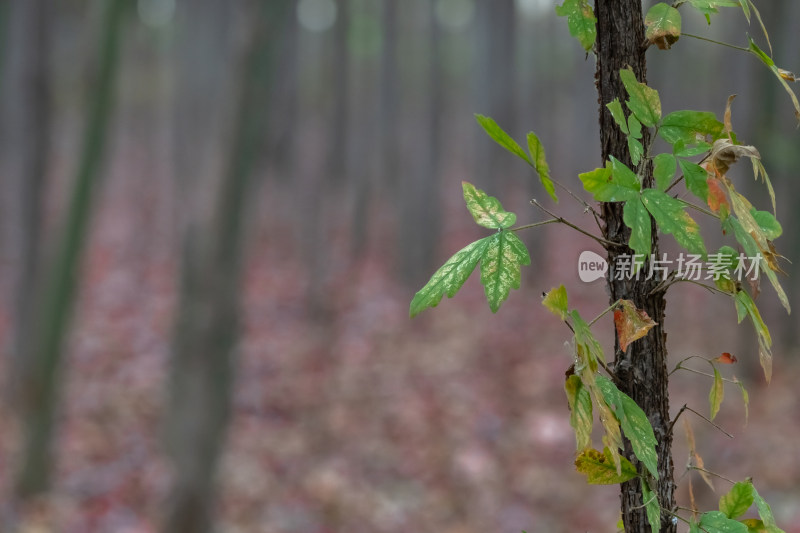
left=734, top=289, right=773, bottom=382
left=527, top=132, right=558, bottom=202
left=614, top=300, right=657, bottom=352
left=707, top=177, right=729, bottom=216
left=565, top=375, right=593, bottom=451
left=579, top=160, right=640, bottom=202
left=542, top=285, right=569, bottom=320
left=684, top=419, right=714, bottom=491
left=709, top=366, right=724, bottom=420
left=749, top=38, right=800, bottom=123
left=574, top=447, right=638, bottom=484
left=708, top=138, right=760, bottom=177
left=607, top=99, right=629, bottom=133
left=410, top=237, right=491, bottom=317
left=733, top=375, right=749, bottom=425
left=462, top=181, right=517, bottom=229
left=645, top=2, right=681, bottom=50
left=480, top=231, right=530, bottom=312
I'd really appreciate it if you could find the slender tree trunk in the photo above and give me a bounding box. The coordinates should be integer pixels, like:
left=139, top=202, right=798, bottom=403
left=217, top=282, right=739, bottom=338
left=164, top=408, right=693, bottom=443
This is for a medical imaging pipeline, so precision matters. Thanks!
left=4, top=0, right=50, bottom=402
left=14, top=0, right=126, bottom=498
left=163, top=2, right=291, bottom=531
left=594, top=1, right=676, bottom=531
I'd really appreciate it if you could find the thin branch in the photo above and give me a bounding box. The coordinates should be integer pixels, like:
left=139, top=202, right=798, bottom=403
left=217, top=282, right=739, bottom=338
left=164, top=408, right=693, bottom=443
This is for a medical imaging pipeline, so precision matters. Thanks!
left=673, top=365, right=741, bottom=386
left=679, top=198, right=719, bottom=219
left=682, top=32, right=751, bottom=52
left=669, top=355, right=711, bottom=376
left=588, top=300, right=621, bottom=327
left=671, top=278, right=731, bottom=296
left=684, top=405, right=734, bottom=439
left=530, top=199, right=624, bottom=249
left=688, top=466, right=737, bottom=485
left=510, top=218, right=559, bottom=232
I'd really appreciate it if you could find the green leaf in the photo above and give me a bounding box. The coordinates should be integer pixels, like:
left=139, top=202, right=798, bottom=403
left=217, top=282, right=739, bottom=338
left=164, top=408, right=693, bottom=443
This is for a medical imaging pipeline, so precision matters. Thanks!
left=623, top=196, right=652, bottom=259
left=527, top=132, right=558, bottom=202
left=641, top=188, right=706, bottom=256
left=565, top=375, right=593, bottom=451
left=555, top=0, right=597, bottom=51
left=462, top=181, right=517, bottom=229
left=596, top=375, right=659, bottom=479
left=645, top=3, right=681, bottom=50
left=709, top=366, right=724, bottom=420
left=475, top=114, right=532, bottom=164
left=628, top=137, right=644, bottom=166
left=628, top=115, right=643, bottom=139
left=686, top=0, right=740, bottom=20
left=542, top=284, right=569, bottom=320
left=675, top=140, right=712, bottom=157
left=574, top=447, right=637, bottom=484
left=409, top=237, right=491, bottom=317
left=653, top=153, right=676, bottom=191
left=699, top=511, right=749, bottom=533
left=619, top=68, right=661, bottom=127
left=735, top=288, right=773, bottom=382
left=738, top=0, right=750, bottom=21
left=752, top=486, right=785, bottom=533
left=480, top=231, right=530, bottom=313
left=642, top=478, right=661, bottom=533
left=720, top=481, right=755, bottom=519
left=579, top=161, right=640, bottom=202
left=659, top=110, right=724, bottom=146
left=607, top=99, right=629, bottom=134
left=678, top=159, right=710, bottom=202
left=748, top=38, right=800, bottom=123
left=751, top=208, right=782, bottom=240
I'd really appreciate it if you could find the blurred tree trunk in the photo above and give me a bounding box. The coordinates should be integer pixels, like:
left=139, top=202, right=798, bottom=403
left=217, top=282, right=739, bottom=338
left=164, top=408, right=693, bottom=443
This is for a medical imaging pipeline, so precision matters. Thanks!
left=13, top=0, right=126, bottom=498
left=595, top=1, right=676, bottom=531
left=398, top=0, right=441, bottom=287
left=331, top=0, right=350, bottom=182
left=163, top=1, right=290, bottom=532
left=3, top=0, right=50, bottom=401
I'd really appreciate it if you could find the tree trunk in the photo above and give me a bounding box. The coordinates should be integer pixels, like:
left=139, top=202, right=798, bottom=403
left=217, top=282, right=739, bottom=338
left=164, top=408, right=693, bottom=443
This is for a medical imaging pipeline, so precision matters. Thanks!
left=594, top=1, right=676, bottom=531
left=163, top=2, right=291, bottom=531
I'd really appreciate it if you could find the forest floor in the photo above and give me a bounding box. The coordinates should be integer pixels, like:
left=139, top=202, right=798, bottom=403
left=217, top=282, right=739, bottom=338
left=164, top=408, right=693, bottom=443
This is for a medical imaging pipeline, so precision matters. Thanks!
left=1, top=176, right=800, bottom=533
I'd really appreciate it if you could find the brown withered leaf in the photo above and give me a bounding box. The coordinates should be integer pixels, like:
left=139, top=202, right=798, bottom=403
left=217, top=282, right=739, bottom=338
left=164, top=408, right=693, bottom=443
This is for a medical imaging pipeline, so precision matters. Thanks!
left=684, top=418, right=714, bottom=492
left=708, top=138, right=760, bottom=176
left=613, top=300, right=657, bottom=352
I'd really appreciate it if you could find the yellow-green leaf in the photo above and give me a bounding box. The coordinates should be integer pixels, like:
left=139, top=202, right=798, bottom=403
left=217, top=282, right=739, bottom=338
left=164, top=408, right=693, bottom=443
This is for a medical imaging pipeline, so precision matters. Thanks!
left=555, top=0, right=597, bottom=51
left=709, top=366, right=724, bottom=420
left=527, top=132, right=558, bottom=202
left=735, top=289, right=773, bottom=382
left=645, top=2, right=681, bottom=50
left=475, top=114, right=532, bottom=164
left=480, top=231, right=530, bottom=312
left=579, top=160, right=640, bottom=202
left=607, top=99, right=629, bottom=133
left=642, top=478, right=661, bottom=533
left=462, top=181, right=517, bottom=229
left=565, top=375, right=593, bottom=451
left=596, top=375, right=659, bottom=479
left=720, top=481, right=755, bottom=520
left=748, top=38, right=800, bottom=123
left=410, top=237, right=491, bottom=317
left=575, top=447, right=637, bottom=484
left=542, top=284, right=569, bottom=320
left=620, top=68, right=661, bottom=127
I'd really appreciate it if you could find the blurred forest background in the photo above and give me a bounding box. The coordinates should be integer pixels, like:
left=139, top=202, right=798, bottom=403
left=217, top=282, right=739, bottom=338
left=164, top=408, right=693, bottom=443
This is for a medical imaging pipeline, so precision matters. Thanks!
left=1, top=0, right=799, bottom=532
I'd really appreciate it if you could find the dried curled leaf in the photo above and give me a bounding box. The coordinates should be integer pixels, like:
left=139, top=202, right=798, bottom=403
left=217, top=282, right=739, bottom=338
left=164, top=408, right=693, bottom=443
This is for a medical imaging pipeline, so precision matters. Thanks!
left=614, top=300, right=657, bottom=352
left=707, top=138, right=760, bottom=177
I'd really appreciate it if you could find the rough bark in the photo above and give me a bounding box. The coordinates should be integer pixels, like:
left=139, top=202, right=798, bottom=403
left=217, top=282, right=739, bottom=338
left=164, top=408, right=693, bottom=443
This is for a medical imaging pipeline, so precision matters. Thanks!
left=594, top=1, right=677, bottom=531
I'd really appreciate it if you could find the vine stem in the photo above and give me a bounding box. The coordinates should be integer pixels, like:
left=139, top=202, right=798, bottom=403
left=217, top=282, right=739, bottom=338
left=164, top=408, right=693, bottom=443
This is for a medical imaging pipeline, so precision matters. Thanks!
left=682, top=32, right=751, bottom=52
left=510, top=219, right=559, bottom=232
left=530, top=199, right=624, bottom=249
left=673, top=364, right=741, bottom=386
left=588, top=299, right=621, bottom=327
left=679, top=198, right=719, bottom=219
left=670, top=403, right=734, bottom=439
left=670, top=278, right=731, bottom=296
